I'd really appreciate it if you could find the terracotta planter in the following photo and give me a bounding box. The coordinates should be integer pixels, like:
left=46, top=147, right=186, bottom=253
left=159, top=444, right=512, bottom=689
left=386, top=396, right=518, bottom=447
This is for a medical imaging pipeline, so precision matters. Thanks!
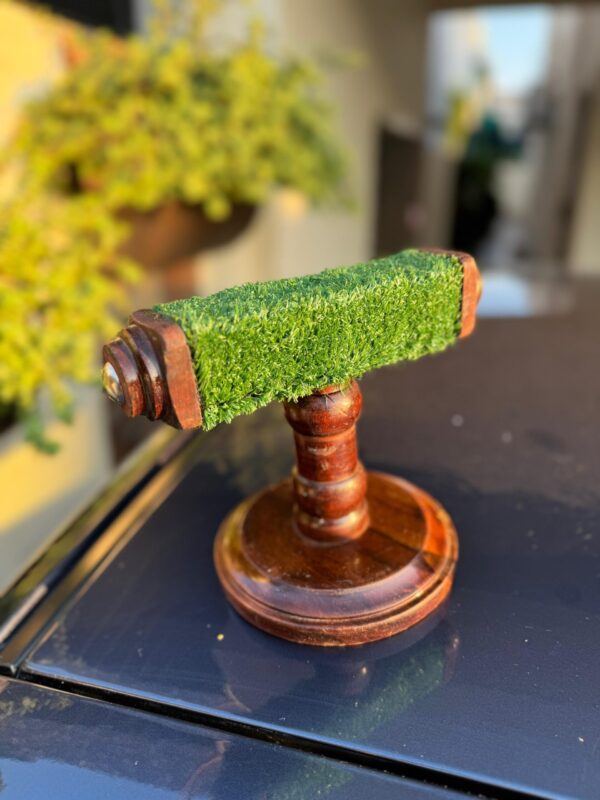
left=119, top=201, right=256, bottom=270
left=71, top=163, right=256, bottom=297
left=118, top=201, right=256, bottom=300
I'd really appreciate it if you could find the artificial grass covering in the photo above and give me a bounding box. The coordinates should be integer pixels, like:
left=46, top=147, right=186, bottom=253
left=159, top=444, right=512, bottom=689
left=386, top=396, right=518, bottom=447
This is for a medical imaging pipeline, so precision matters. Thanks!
left=155, top=249, right=464, bottom=429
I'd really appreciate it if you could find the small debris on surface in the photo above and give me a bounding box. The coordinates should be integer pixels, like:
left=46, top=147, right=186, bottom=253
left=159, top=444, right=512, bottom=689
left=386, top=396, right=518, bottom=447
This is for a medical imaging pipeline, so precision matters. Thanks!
left=217, top=633, right=225, bottom=641
left=451, top=414, right=464, bottom=427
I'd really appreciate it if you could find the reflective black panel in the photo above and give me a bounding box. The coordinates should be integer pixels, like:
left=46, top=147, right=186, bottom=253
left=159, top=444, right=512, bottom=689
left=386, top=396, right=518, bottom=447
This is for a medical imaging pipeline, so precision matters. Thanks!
left=0, top=679, right=454, bottom=800
left=25, top=285, right=600, bottom=799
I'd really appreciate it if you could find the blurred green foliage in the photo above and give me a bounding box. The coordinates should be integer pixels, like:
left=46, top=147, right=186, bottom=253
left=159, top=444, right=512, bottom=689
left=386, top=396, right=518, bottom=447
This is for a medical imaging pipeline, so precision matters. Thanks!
left=0, top=195, right=139, bottom=451
left=10, top=1, right=350, bottom=220
left=0, top=0, right=350, bottom=449
left=158, top=250, right=463, bottom=429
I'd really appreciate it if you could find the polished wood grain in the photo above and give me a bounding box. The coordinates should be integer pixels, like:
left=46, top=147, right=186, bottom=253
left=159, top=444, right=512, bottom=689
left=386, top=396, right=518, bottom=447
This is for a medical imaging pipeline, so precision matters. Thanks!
left=103, top=310, right=202, bottom=429
left=214, top=470, right=458, bottom=646
left=214, top=380, right=459, bottom=646
left=284, top=382, right=368, bottom=542
left=456, top=251, right=482, bottom=338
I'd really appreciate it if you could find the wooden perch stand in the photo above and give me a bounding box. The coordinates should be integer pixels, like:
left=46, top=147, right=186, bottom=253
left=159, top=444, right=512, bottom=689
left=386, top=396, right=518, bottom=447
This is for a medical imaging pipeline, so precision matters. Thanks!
left=103, top=250, right=481, bottom=646
left=215, top=379, right=459, bottom=645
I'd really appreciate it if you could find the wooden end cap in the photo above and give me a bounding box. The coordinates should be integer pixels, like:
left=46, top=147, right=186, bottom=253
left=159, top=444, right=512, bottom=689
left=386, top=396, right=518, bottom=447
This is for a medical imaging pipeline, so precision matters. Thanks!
left=454, top=251, right=482, bottom=338
left=102, top=309, right=202, bottom=430
left=419, top=248, right=482, bottom=339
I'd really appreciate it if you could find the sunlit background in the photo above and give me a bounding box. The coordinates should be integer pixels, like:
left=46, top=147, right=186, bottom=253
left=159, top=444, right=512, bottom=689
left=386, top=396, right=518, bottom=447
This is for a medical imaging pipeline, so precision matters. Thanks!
left=1, top=0, right=599, bottom=595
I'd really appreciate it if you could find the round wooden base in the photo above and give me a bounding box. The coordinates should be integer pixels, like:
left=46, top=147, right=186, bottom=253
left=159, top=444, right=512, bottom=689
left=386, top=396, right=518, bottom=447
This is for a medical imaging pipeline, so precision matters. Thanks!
left=214, top=472, right=458, bottom=646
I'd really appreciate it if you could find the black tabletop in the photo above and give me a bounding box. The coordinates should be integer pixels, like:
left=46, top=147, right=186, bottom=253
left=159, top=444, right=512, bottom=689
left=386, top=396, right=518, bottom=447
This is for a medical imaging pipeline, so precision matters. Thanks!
left=24, top=282, right=600, bottom=799
left=0, top=678, right=453, bottom=799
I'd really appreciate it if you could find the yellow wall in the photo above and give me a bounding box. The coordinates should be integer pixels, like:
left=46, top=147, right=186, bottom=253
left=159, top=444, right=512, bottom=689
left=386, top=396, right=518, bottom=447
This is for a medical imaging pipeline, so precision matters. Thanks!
left=0, top=4, right=114, bottom=593
left=0, top=3, right=64, bottom=145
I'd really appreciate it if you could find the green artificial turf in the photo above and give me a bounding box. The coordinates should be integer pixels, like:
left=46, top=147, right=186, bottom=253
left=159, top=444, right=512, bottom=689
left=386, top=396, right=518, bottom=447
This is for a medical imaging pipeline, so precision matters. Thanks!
left=155, top=249, right=464, bottom=429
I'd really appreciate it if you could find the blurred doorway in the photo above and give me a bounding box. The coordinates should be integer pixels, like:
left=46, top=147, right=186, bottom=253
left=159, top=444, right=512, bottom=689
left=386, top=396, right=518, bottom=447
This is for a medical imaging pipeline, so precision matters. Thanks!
left=375, top=128, right=421, bottom=255
left=422, top=3, right=600, bottom=278
left=31, top=0, right=134, bottom=33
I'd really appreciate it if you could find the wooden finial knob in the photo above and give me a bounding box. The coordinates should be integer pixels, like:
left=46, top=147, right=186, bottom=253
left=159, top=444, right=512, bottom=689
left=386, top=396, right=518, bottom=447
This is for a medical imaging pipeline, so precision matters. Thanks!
left=102, top=310, right=202, bottom=430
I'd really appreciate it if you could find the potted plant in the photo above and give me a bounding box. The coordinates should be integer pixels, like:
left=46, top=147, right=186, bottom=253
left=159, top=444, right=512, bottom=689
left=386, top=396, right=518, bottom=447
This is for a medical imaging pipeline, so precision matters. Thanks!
left=0, top=0, right=350, bottom=446
left=6, top=0, right=350, bottom=290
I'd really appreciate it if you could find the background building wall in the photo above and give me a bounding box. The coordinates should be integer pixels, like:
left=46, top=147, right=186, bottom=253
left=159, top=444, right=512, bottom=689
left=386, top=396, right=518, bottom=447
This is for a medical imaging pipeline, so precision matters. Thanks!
left=569, top=92, right=600, bottom=274
left=200, top=0, right=427, bottom=293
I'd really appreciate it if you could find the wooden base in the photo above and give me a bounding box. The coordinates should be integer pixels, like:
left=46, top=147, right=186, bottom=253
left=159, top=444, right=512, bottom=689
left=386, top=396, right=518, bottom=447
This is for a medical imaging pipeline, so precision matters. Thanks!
left=214, top=471, right=458, bottom=647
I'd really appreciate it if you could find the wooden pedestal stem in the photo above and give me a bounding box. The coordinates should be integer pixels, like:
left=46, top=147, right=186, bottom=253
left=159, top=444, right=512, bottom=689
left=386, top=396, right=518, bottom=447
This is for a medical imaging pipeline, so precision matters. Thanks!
left=283, top=382, right=368, bottom=543
left=214, top=379, right=459, bottom=646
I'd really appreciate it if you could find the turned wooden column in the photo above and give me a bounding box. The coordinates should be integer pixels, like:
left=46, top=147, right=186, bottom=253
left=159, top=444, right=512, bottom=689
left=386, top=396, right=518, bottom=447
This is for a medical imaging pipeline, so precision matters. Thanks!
left=283, top=381, right=369, bottom=543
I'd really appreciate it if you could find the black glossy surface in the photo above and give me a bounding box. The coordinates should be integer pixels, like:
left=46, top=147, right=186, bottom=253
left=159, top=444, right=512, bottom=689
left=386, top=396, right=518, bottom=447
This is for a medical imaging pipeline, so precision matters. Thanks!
left=0, top=678, right=454, bottom=799
left=25, top=285, right=600, bottom=799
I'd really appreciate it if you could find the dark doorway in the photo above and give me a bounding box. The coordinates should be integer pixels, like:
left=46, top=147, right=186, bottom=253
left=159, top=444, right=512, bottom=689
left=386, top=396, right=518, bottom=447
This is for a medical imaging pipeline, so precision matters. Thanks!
left=375, top=128, right=422, bottom=256
left=30, top=0, right=134, bottom=34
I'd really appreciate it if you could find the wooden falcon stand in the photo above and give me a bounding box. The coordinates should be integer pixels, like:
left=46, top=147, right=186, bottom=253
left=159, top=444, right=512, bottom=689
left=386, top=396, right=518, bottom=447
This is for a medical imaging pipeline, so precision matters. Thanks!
left=103, top=250, right=481, bottom=646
